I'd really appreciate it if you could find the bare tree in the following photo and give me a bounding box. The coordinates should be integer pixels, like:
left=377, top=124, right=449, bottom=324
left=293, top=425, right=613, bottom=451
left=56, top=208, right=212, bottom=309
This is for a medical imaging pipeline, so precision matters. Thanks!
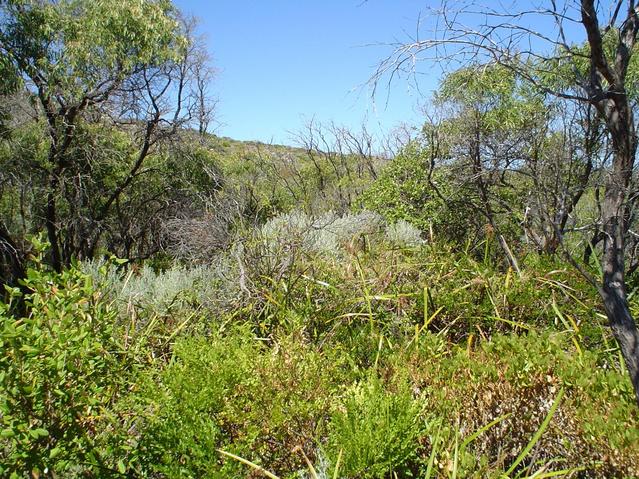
left=292, top=119, right=382, bottom=213
left=181, top=16, right=219, bottom=141
left=372, top=0, right=639, bottom=405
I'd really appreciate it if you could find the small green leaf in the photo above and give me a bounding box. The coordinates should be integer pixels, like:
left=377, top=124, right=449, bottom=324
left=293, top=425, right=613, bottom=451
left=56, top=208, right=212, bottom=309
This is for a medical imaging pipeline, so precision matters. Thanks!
left=30, top=428, right=49, bottom=438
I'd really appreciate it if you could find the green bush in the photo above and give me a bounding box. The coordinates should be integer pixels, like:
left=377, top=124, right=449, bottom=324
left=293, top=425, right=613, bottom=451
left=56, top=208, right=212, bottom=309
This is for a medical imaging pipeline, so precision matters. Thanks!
left=326, top=376, right=426, bottom=478
left=134, top=330, right=256, bottom=477
left=135, top=329, right=354, bottom=478
left=358, top=140, right=472, bottom=241
left=0, top=261, right=132, bottom=478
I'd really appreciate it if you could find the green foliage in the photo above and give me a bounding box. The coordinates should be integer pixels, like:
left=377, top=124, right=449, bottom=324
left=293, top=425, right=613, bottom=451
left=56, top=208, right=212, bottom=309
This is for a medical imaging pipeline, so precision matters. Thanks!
left=1, top=246, right=637, bottom=477
left=0, top=51, right=20, bottom=137
left=391, top=331, right=639, bottom=477
left=3, top=3, right=638, bottom=478
left=538, top=29, right=639, bottom=100
left=134, top=330, right=352, bottom=478
left=0, top=119, right=223, bottom=261
left=134, top=331, right=254, bottom=477
left=0, top=0, right=210, bottom=268
left=1, top=0, right=182, bottom=99
left=436, top=62, right=544, bottom=131
left=0, top=258, right=130, bottom=477
left=359, top=140, right=471, bottom=239
left=212, top=134, right=379, bottom=219
left=326, top=376, right=426, bottom=478
left=0, top=121, right=49, bottom=236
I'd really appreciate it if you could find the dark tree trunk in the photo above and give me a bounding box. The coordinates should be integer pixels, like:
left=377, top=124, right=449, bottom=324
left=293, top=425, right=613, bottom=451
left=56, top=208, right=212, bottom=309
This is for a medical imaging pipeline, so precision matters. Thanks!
left=599, top=152, right=639, bottom=405
left=45, top=175, right=62, bottom=272
left=601, top=283, right=639, bottom=405
left=0, top=221, right=25, bottom=287
left=597, top=95, right=639, bottom=406
left=600, top=160, right=639, bottom=406
left=0, top=221, right=28, bottom=316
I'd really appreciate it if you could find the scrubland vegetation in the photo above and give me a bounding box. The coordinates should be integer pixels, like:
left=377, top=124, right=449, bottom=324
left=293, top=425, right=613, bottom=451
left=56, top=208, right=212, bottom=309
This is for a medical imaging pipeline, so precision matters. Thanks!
left=3, top=225, right=639, bottom=477
left=2, top=0, right=639, bottom=478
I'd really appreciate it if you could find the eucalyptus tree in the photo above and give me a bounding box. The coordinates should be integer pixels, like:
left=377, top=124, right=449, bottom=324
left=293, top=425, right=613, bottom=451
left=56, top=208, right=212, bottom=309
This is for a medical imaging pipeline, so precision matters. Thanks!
left=374, top=0, right=639, bottom=405
left=0, top=36, right=23, bottom=286
left=433, top=63, right=547, bottom=272
left=0, top=0, right=215, bottom=271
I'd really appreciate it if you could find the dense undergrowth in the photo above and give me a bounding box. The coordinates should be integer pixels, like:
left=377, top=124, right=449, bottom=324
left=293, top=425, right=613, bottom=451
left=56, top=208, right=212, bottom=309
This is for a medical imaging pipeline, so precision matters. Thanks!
left=2, top=221, right=638, bottom=478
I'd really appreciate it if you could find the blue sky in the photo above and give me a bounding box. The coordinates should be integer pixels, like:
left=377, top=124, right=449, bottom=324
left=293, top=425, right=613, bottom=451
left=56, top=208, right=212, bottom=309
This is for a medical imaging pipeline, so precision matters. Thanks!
left=173, top=0, right=439, bottom=145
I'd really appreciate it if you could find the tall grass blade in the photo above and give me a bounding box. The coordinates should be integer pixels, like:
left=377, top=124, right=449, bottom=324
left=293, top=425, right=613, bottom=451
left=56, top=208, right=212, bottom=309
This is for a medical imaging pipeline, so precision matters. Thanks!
left=295, top=447, right=319, bottom=479
left=354, top=254, right=374, bottom=330
left=551, top=299, right=582, bottom=357
left=489, top=315, right=530, bottom=330
left=332, top=449, right=343, bottom=479
left=164, top=309, right=199, bottom=345
left=460, top=414, right=511, bottom=453
left=451, top=434, right=459, bottom=479
left=525, top=465, right=587, bottom=478
left=424, top=426, right=441, bottom=479
left=217, top=449, right=280, bottom=479
left=503, top=388, right=565, bottom=477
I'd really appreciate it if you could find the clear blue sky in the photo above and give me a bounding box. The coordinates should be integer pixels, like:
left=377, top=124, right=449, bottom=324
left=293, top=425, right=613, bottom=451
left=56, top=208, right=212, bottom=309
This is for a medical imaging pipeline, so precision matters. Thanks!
left=173, top=0, right=438, bottom=145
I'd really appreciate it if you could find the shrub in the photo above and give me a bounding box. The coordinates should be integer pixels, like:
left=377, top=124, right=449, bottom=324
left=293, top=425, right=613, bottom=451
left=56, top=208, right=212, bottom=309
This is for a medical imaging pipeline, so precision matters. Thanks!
left=258, top=210, right=384, bottom=256
left=134, top=330, right=256, bottom=477
left=387, top=331, right=639, bottom=477
left=81, top=257, right=240, bottom=317
left=326, top=376, right=426, bottom=478
left=0, top=261, right=132, bottom=477
left=385, top=219, right=424, bottom=248
left=358, top=140, right=473, bottom=241
left=135, top=329, right=354, bottom=477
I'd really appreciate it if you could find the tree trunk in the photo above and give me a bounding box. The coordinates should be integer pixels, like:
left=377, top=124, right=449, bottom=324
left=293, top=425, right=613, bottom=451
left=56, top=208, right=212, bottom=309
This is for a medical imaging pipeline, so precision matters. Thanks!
left=600, top=182, right=639, bottom=406
left=599, top=93, right=639, bottom=406
left=601, top=284, right=639, bottom=405
left=0, top=221, right=25, bottom=287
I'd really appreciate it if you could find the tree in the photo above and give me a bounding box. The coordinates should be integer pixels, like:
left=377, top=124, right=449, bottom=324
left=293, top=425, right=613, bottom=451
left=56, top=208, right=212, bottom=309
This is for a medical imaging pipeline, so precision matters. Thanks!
left=521, top=99, right=604, bottom=256
left=0, top=0, right=217, bottom=271
left=358, top=134, right=468, bottom=240
left=434, top=63, right=548, bottom=272
left=0, top=34, right=24, bottom=288
left=373, top=0, right=639, bottom=405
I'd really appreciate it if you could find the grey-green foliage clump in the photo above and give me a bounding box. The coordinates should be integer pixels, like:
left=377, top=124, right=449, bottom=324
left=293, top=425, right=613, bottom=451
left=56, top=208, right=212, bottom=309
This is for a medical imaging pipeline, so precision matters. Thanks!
left=81, top=257, right=239, bottom=316
left=385, top=219, right=424, bottom=247
left=258, top=210, right=422, bottom=256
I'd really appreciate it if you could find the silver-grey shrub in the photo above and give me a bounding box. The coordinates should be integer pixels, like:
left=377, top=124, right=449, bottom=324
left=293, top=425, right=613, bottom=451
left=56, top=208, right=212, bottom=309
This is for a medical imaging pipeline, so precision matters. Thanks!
left=81, top=255, right=239, bottom=315
left=258, top=210, right=385, bottom=256
left=384, top=220, right=424, bottom=248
